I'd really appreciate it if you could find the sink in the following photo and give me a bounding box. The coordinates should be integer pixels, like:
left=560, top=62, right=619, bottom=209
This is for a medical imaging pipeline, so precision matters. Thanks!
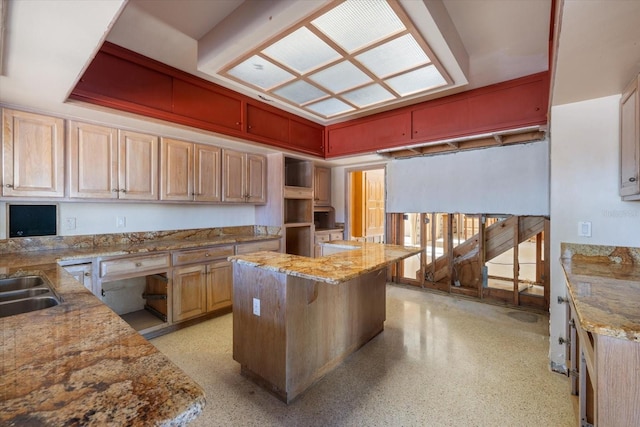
left=0, top=275, right=62, bottom=318
left=0, top=275, right=46, bottom=292
left=0, top=296, right=60, bottom=318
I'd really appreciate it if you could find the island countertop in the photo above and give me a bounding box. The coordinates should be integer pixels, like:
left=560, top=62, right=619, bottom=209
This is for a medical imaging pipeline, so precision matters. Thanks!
left=560, top=244, right=640, bottom=342
left=228, top=241, right=422, bottom=285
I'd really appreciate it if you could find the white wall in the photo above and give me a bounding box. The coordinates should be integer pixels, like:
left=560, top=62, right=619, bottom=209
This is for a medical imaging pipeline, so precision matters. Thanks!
left=549, top=94, right=640, bottom=370
left=386, top=141, right=550, bottom=215
left=0, top=201, right=255, bottom=239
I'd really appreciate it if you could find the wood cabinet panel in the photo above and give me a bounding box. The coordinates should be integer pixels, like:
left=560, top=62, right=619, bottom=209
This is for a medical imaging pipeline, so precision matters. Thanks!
left=172, top=245, right=234, bottom=266
left=222, top=149, right=266, bottom=203
left=118, top=130, right=158, bottom=200
left=99, top=253, right=170, bottom=279
left=290, top=119, right=324, bottom=156
left=246, top=104, right=289, bottom=142
left=327, top=111, right=411, bottom=156
left=75, top=50, right=173, bottom=112
left=194, top=144, right=221, bottom=202
left=206, top=261, right=232, bottom=312
left=620, top=74, right=640, bottom=199
left=160, top=138, right=193, bottom=201
left=173, top=264, right=207, bottom=321
left=69, top=121, right=118, bottom=199
left=247, top=154, right=266, bottom=203
left=235, top=239, right=281, bottom=255
left=2, top=109, right=65, bottom=197
left=172, top=79, right=242, bottom=132
left=314, top=166, right=331, bottom=206
left=222, top=149, right=246, bottom=202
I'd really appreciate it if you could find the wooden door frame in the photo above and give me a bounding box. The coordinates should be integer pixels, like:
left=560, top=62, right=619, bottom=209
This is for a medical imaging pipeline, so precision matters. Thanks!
left=343, top=163, right=386, bottom=242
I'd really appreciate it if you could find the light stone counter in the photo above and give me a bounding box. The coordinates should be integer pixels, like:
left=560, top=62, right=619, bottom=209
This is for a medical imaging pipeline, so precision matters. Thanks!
left=560, top=243, right=640, bottom=342
left=228, top=241, right=422, bottom=285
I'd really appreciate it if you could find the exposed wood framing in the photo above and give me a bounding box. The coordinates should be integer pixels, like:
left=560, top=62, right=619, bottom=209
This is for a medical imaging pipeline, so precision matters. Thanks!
left=380, top=129, right=546, bottom=159
left=388, top=213, right=549, bottom=311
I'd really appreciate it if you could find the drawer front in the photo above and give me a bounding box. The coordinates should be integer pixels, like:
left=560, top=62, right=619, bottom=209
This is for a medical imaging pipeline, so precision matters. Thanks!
left=173, top=245, right=235, bottom=266
left=315, top=233, right=330, bottom=244
left=284, top=186, right=313, bottom=199
left=100, top=254, right=170, bottom=278
left=236, top=239, right=280, bottom=254
left=329, top=231, right=344, bottom=241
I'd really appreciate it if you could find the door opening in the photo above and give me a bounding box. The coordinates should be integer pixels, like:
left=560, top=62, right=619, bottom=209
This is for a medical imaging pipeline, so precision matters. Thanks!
left=347, top=167, right=385, bottom=242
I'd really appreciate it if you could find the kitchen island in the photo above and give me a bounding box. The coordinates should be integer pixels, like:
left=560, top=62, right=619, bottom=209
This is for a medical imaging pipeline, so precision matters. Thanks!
left=229, top=241, right=422, bottom=403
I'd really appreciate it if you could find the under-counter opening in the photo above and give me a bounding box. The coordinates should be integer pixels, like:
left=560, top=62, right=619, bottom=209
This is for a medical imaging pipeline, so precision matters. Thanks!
left=101, top=273, right=169, bottom=332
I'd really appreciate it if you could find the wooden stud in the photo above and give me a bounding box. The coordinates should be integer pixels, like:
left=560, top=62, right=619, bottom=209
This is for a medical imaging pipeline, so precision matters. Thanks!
left=513, top=216, right=520, bottom=306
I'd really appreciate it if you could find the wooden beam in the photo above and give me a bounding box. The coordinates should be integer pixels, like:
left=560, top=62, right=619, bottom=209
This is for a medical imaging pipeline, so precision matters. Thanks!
left=479, top=215, right=486, bottom=298
left=535, top=231, right=543, bottom=283
left=543, top=219, right=551, bottom=309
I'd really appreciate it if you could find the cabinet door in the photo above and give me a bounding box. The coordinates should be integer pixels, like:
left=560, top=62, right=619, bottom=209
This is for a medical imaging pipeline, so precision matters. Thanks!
left=246, top=153, right=266, bottom=203
left=222, top=149, right=246, bottom=202
left=63, top=263, right=94, bottom=294
left=194, top=144, right=221, bottom=202
left=69, top=121, right=118, bottom=199
left=206, top=261, right=232, bottom=312
left=246, top=104, right=289, bottom=142
left=2, top=109, right=64, bottom=197
left=118, top=130, right=159, bottom=200
left=160, top=138, right=193, bottom=201
left=620, top=75, right=639, bottom=197
left=173, top=264, right=207, bottom=321
left=314, top=166, right=331, bottom=206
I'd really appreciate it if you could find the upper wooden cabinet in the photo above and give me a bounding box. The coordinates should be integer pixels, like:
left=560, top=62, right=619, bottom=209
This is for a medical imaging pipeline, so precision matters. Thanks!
left=160, top=138, right=222, bottom=202
left=70, top=123, right=158, bottom=200
left=118, top=130, right=159, bottom=200
left=314, top=166, right=331, bottom=206
left=222, top=149, right=266, bottom=204
left=2, top=109, right=65, bottom=198
left=620, top=73, right=640, bottom=200
left=69, top=121, right=118, bottom=199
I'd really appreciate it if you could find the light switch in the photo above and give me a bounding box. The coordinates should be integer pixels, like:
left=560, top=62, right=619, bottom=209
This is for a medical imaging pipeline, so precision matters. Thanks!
left=253, top=298, right=261, bottom=316
left=578, top=221, right=591, bottom=237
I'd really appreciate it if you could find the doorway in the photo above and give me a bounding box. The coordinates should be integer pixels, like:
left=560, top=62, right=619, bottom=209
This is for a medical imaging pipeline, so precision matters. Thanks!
left=346, top=166, right=385, bottom=242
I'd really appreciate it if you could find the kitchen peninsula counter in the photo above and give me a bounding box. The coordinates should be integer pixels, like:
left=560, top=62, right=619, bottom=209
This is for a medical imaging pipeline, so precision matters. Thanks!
left=0, top=227, right=280, bottom=426
left=229, top=241, right=422, bottom=403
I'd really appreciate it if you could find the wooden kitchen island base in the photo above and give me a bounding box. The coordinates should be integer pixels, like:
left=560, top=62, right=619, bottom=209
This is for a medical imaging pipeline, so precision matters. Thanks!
left=232, top=263, right=387, bottom=403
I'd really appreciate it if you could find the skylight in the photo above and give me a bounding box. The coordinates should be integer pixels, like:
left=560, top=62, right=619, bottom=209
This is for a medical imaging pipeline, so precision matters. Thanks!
left=223, top=0, right=451, bottom=120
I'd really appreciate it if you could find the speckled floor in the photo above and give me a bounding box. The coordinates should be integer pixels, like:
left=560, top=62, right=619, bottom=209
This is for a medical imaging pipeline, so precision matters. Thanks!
left=151, top=284, right=575, bottom=427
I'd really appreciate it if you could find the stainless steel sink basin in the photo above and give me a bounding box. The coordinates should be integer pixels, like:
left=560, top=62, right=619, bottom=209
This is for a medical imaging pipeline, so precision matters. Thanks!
left=0, top=296, right=60, bottom=318
left=0, top=275, right=46, bottom=292
left=0, top=275, right=62, bottom=318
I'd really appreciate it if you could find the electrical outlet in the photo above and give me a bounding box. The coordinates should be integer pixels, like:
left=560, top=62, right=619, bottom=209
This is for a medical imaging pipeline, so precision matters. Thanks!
left=116, top=216, right=126, bottom=228
left=578, top=221, right=591, bottom=237
left=253, top=298, right=260, bottom=316
left=64, top=217, right=76, bottom=230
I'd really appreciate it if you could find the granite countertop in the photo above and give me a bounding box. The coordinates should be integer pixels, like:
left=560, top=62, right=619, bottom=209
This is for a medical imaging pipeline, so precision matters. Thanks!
left=0, top=264, right=205, bottom=426
left=560, top=244, right=640, bottom=343
left=0, top=230, right=280, bottom=426
left=0, top=233, right=280, bottom=267
left=229, top=241, right=422, bottom=285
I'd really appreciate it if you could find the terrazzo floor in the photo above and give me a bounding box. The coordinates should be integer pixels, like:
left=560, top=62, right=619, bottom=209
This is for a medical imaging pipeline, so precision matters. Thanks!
left=151, top=284, right=575, bottom=427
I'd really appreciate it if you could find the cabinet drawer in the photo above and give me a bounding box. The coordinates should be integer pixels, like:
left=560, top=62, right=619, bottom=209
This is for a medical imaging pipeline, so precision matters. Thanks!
left=236, top=239, right=280, bottom=254
left=100, top=253, right=170, bottom=278
left=330, top=231, right=344, bottom=241
left=284, top=186, right=313, bottom=199
left=315, top=233, right=330, bottom=244
left=172, top=245, right=234, bottom=266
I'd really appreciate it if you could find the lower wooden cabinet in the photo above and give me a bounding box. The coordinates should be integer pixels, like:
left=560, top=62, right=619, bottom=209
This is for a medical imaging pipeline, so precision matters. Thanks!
left=173, top=260, right=233, bottom=322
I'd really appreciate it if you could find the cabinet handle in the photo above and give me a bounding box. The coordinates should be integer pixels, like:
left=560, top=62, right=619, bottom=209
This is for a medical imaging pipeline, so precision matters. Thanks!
left=204, top=253, right=210, bottom=257
left=120, top=189, right=127, bottom=193
left=84, top=272, right=91, bottom=277
left=112, top=189, right=119, bottom=193
left=629, top=177, right=637, bottom=182
left=557, top=296, right=569, bottom=304
left=135, top=262, right=142, bottom=267
left=5, top=184, right=14, bottom=188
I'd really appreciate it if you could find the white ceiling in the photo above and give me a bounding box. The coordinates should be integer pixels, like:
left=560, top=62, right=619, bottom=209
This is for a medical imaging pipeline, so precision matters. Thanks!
left=0, top=0, right=638, bottom=130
